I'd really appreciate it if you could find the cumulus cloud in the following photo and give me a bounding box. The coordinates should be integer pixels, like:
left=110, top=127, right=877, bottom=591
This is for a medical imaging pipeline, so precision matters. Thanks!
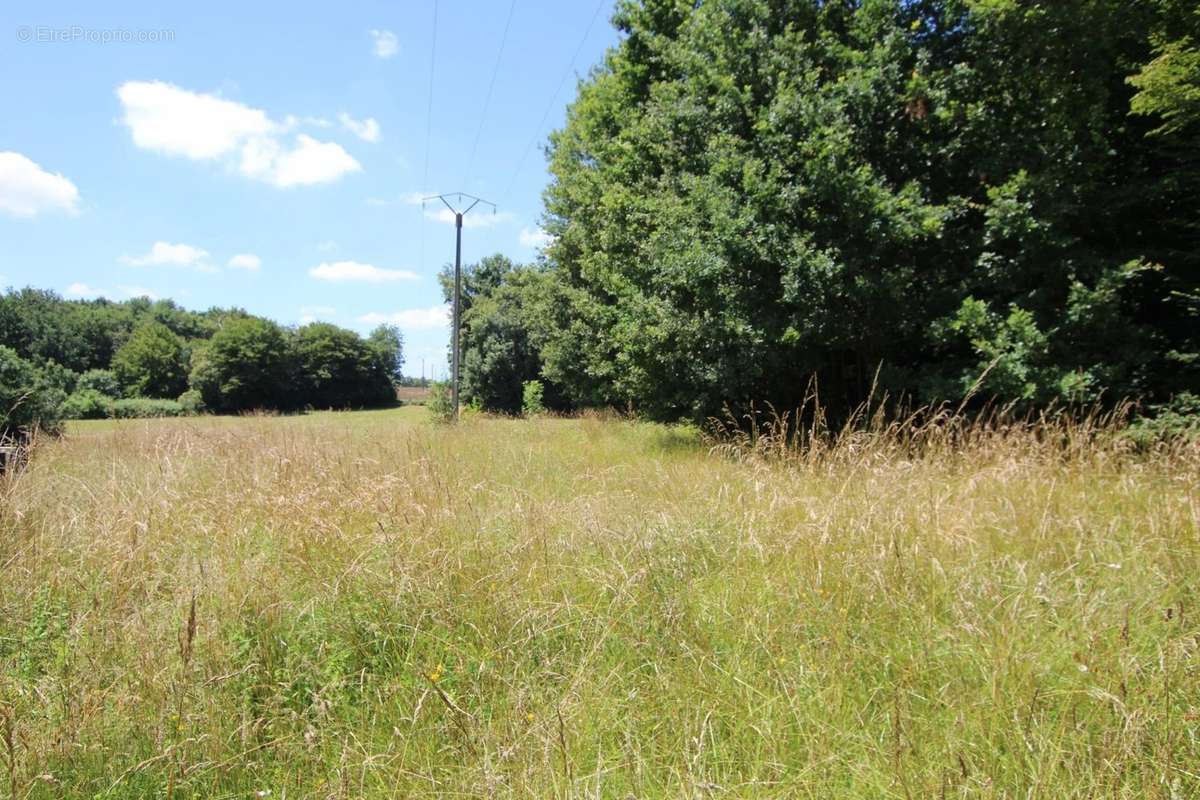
left=519, top=227, right=554, bottom=249
left=120, top=241, right=211, bottom=269
left=339, top=112, right=381, bottom=143
left=370, top=29, right=399, bottom=59
left=66, top=282, right=108, bottom=298
left=227, top=253, right=261, bottom=271
left=0, top=152, right=80, bottom=218
left=117, top=81, right=361, bottom=188
left=358, top=306, right=449, bottom=330
left=309, top=260, right=418, bottom=282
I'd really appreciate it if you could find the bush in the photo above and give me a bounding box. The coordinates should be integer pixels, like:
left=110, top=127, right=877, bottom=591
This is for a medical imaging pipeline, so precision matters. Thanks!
left=177, top=389, right=205, bottom=415
left=522, top=380, right=546, bottom=417
left=0, top=346, right=65, bottom=437
left=77, top=369, right=120, bottom=398
left=427, top=382, right=455, bottom=423
left=107, top=398, right=186, bottom=419
left=62, top=389, right=110, bottom=420
left=1126, top=393, right=1200, bottom=447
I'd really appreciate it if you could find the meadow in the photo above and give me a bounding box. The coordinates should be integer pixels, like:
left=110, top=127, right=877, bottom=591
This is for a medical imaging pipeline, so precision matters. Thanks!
left=0, top=408, right=1197, bottom=798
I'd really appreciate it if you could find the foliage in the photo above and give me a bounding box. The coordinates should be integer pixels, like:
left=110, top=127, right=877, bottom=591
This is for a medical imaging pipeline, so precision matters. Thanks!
left=177, top=389, right=205, bottom=415
left=0, top=345, right=64, bottom=437
left=112, top=321, right=189, bottom=398
left=426, top=381, right=455, bottom=423
left=533, top=0, right=1199, bottom=422
left=366, top=324, right=405, bottom=384
left=188, top=317, right=292, bottom=413
left=76, top=368, right=120, bottom=398
left=61, top=389, right=110, bottom=420
left=107, top=398, right=187, bottom=418
left=291, top=323, right=396, bottom=409
left=0, top=288, right=404, bottom=416
left=1128, top=0, right=1200, bottom=135
left=522, top=380, right=546, bottom=416
left=1126, top=392, right=1200, bottom=446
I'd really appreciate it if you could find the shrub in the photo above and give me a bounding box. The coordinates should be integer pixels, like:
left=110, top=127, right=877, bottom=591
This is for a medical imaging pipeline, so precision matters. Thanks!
left=427, top=382, right=455, bottom=423
left=1126, top=393, right=1200, bottom=447
left=177, top=389, right=205, bottom=415
left=522, top=380, right=546, bottom=416
left=62, top=389, right=110, bottom=420
left=77, top=369, right=121, bottom=398
left=0, top=346, right=65, bottom=437
left=107, top=398, right=186, bottom=419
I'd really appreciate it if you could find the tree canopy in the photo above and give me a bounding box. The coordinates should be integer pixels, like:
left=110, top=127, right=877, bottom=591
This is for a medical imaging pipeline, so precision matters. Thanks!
left=482, top=0, right=1200, bottom=422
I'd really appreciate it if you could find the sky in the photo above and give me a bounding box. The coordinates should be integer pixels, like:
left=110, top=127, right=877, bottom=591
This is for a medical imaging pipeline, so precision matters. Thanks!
left=0, top=0, right=619, bottom=378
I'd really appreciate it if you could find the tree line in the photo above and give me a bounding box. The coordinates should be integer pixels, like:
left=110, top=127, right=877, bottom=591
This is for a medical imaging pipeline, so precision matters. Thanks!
left=0, top=289, right=402, bottom=437
left=444, top=0, right=1199, bottom=425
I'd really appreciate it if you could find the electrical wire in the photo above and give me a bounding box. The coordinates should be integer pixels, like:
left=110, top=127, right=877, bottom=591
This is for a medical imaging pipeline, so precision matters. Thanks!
left=461, top=0, right=517, bottom=189
left=419, top=0, right=439, bottom=273
left=499, top=0, right=607, bottom=205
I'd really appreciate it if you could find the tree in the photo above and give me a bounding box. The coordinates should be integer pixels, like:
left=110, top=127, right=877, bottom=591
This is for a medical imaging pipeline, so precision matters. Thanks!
left=0, top=346, right=64, bottom=437
left=112, top=322, right=188, bottom=398
left=367, top=325, right=405, bottom=384
left=188, top=317, right=292, bottom=412
left=535, top=0, right=1198, bottom=422
left=291, top=323, right=395, bottom=409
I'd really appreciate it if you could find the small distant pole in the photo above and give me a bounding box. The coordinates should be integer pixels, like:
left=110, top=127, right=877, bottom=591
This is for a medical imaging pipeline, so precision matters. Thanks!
left=422, top=192, right=496, bottom=420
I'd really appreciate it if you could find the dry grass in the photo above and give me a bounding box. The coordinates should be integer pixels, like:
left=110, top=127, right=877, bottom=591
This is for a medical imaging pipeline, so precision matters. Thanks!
left=0, top=407, right=1197, bottom=798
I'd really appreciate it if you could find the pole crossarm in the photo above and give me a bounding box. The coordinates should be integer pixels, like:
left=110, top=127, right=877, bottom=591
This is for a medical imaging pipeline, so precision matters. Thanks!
left=422, top=191, right=497, bottom=421
left=421, top=193, right=496, bottom=217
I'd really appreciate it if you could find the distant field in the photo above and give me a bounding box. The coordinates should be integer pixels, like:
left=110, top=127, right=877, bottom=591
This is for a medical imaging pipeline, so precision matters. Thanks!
left=1, top=408, right=1197, bottom=798
left=397, top=385, right=432, bottom=405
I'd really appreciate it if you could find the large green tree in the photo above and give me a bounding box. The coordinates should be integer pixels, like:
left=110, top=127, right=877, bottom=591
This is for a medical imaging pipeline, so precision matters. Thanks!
left=112, top=321, right=189, bottom=398
left=189, top=317, right=292, bottom=412
left=537, top=0, right=1199, bottom=422
left=292, top=323, right=396, bottom=409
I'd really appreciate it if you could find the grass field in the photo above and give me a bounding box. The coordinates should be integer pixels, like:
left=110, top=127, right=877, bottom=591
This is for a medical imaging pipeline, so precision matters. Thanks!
left=1, top=408, right=1197, bottom=798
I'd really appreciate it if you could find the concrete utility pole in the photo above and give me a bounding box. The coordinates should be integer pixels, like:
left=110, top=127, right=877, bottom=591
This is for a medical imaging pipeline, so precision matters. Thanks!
left=422, top=193, right=496, bottom=420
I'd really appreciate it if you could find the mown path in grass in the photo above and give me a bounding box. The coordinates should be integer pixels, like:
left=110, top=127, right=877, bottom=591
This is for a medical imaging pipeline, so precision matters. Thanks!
left=1, top=408, right=1197, bottom=798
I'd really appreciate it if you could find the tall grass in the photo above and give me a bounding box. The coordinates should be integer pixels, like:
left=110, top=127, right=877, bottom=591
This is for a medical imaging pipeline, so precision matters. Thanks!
left=0, top=408, right=1196, bottom=798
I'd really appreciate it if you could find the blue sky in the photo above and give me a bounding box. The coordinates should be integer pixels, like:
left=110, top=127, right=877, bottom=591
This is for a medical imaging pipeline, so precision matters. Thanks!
left=0, top=1, right=618, bottom=378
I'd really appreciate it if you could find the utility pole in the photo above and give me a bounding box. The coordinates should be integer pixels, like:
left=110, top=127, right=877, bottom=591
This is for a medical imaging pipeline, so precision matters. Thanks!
left=422, top=193, right=496, bottom=419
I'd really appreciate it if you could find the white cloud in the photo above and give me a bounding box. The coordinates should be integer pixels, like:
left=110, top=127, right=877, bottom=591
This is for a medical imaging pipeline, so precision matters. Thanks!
left=425, top=207, right=514, bottom=229
left=519, top=227, right=554, bottom=249
left=121, top=286, right=160, bottom=300
left=0, top=152, right=80, bottom=218
left=117, top=81, right=361, bottom=188
left=358, top=306, right=449, bottom=330
left=121, top=241, right=211, bottom=268
left=263, top=134, right=361, bottom=188
left=309, top=260, right=418, bottom=282
left=66, top=282, right=109, bottom=298
left=339, top=112, right=381, bottom=143
left=227, top=253, right=261, bottom=271
left=370, top=29, right=399, bottom=59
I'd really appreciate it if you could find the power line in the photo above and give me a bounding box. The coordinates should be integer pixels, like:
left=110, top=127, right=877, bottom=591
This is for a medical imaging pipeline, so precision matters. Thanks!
left=419, top=0, right=439, bottom=274
left=500, top=0, right=607, bottom=204
left=461, top=0, right=517, bottom=189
